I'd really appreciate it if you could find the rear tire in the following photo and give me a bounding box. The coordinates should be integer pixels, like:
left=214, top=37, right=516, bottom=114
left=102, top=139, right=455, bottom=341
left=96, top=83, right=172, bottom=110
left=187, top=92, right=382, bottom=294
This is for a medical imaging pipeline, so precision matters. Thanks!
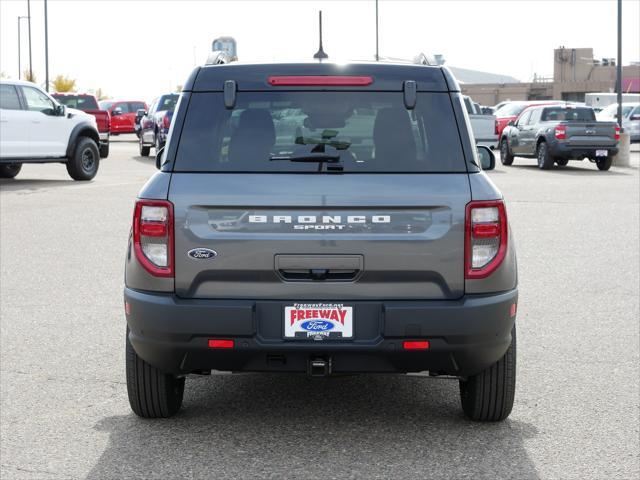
left=499, top=139, right=514, bottom=165
left=555, top=158, right=569, bottom=166
left=139, top=136, right=150, bottom=157
left=99, top=143, right=110, bottom=159
left=126, top=329, right=185, bottom=418
left=536, top=141, right=553, bottom=170
left=0, top=163, right=22, bottom=178
left=459, top=327, right=516, bottom=422
left=66, top=137, right=100, bottom=181
left=596, top=157, right=612, bottom=171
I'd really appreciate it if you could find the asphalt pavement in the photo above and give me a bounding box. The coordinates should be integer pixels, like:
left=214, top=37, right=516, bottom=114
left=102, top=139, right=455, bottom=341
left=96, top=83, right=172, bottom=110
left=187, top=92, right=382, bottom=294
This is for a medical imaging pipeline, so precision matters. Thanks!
left=1, top=136, right=638, bottom=479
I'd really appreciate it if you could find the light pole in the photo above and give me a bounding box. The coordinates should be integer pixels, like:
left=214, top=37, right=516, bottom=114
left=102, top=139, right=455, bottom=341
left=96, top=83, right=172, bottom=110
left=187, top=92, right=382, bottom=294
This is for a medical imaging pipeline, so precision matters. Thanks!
left=375, top=0, right=379, bottom=61
left=17, top=16, right=29, bottom=79
left=616, top=0, right=622, bottom=130
left=44, top=0, right=49, bottom=91
left=27, top=0, right=33, bottom=81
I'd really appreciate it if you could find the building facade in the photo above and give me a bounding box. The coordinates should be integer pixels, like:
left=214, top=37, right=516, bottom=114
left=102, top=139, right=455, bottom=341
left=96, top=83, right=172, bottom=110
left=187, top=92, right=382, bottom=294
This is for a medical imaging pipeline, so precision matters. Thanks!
left=461, top=47, right=640, bottom=106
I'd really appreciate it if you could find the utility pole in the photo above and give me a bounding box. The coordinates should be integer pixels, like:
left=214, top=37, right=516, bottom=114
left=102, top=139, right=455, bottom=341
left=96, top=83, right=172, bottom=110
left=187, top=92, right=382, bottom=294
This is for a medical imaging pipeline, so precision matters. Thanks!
left=616, top=0, right=623, bottom=130
left=18, top=16, right=29, bottom=79
left=375, top=0, right=379, bottom=61
left=27, top=0, right=33, bottom=80
left=44, top=0, right=49, bottom=91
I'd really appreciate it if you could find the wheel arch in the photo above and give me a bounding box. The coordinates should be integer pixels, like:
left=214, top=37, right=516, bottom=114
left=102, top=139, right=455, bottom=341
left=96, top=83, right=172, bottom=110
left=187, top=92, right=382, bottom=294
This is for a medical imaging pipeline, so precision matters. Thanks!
left=66, top=123, right=100, bottom=158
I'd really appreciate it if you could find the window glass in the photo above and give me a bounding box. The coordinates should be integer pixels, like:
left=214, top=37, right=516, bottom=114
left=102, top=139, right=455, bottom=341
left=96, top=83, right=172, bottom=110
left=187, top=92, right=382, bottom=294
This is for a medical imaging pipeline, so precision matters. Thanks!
left=541, top=107, right=595, bottom=122
left=495, top=103, right=526, bottom=117
left=99, top=101, right=113, bottom=111
left=22, top=86, right=55, bottom=113
left=529, top=108, right=542, bottom=124
left=175, top=91, right=466, bottom=173
left=129, top=102, right=146, bottom=112
left=158, top=95, right=179, bottom=111
left=517, top=110, right=532, bottom=126
left=0, top=84, right=21, bottom=110
left=53, top=95, right=98, bottom=110
left=113, top=103, right=130, bottom=113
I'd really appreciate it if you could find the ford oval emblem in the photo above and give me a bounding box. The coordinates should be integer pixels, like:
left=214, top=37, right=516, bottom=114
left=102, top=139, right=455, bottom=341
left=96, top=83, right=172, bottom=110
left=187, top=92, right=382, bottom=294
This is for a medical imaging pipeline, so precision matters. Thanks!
left=188, top=248, right=218, bottom=260
left=300, top=320, right=334, bottom=332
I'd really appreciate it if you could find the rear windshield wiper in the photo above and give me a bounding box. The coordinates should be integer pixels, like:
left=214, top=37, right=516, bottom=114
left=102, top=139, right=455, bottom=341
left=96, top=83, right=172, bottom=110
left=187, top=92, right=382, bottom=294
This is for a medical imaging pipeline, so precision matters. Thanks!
left=269, top=153, right=343, bottom=171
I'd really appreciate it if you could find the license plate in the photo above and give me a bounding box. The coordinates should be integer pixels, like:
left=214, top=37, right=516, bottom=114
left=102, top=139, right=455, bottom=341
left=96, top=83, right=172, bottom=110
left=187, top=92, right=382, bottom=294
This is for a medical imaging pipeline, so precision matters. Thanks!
left=596, top=150, right=608, bottom=157
left=284, top=304, right=353, bottom=339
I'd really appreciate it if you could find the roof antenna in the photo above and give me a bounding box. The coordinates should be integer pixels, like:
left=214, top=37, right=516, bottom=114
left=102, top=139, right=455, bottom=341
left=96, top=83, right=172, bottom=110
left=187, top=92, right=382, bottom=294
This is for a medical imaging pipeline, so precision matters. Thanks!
left=313, top=10, right=328, bottom=61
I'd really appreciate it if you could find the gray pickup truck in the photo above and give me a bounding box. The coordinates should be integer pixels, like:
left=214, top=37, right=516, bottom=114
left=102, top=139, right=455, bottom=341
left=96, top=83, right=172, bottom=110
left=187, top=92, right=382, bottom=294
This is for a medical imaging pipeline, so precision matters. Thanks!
left=124, top=61, right=518, bottom=421
left=500, top=105, right=619, bottom=170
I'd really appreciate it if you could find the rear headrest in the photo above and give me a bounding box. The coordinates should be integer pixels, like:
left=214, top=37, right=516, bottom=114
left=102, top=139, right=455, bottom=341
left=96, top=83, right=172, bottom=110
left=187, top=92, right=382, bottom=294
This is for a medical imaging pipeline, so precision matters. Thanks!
left=373, top=108, right=417, bottom=163
left=228, top=109, right=276, bottom=163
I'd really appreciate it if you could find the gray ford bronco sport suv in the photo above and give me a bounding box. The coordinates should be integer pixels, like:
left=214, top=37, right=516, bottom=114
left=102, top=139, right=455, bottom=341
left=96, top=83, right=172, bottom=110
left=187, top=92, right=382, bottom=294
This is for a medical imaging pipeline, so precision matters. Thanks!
left=124, top=62, right=518, bottom=421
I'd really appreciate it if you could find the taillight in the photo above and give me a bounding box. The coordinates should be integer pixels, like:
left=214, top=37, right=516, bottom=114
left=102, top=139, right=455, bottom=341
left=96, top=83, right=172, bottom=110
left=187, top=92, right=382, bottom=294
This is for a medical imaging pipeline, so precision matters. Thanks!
left=614, top=125, right=620, bottom=141
left=133, top=199, right=174, bottom=277
left=465, top=200, right=508, bottom=279
left=554, top=125, right=567, bottom=140
left=494, top=119, right=499, bottom=135
left=162, top=114, right=171, bottom=130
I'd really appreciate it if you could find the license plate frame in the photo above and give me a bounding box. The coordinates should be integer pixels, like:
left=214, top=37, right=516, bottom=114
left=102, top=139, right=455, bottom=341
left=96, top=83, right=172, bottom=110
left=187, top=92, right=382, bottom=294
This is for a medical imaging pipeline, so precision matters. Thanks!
left=596, top=149, right=608, bottom=157
left=284, top=304, right=353, bottom=339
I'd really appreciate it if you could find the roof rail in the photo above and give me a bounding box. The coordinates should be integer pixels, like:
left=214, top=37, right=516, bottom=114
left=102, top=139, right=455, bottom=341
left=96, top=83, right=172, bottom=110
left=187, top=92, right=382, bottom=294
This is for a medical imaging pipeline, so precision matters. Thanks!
left=205, top=51, right=234, bottom=66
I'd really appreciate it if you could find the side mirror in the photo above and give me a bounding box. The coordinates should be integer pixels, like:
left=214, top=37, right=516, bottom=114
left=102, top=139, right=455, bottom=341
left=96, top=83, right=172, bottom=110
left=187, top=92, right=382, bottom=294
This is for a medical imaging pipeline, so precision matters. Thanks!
left=477, top=145, right=495, bottom=171
left=155, top=146, right=165, bottom=170
left=136, top=109, right=147, bottom=118
left=55, top=104, right=66, bottom=117
left=111, top=108, right=122, bottom=116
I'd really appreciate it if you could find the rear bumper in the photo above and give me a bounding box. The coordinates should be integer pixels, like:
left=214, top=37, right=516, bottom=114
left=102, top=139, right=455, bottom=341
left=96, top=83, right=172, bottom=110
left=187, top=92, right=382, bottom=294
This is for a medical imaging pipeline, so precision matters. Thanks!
left=549, top=142, right=618, bottom=159
left=125, top=288, right=518, bottom=377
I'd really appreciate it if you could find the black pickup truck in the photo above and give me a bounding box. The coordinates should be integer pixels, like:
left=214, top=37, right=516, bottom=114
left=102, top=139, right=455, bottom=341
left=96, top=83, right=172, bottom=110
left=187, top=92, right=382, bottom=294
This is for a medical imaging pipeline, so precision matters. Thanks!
left=500, top=105, right=620, bottom=170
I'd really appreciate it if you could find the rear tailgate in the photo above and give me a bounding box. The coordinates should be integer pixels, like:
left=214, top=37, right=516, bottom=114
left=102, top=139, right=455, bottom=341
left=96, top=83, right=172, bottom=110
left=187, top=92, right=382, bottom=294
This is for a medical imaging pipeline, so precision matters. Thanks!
left=170, top=173, right=470, bottom=300
left=86, top=110, right=110, bottom=133
left=565, top=121, right=617, bottom=147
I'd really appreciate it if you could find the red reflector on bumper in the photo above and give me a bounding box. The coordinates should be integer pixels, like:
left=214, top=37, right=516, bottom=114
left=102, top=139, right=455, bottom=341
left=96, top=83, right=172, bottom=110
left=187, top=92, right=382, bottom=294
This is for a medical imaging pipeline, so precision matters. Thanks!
left=403, top=340, right=430, bottom=350
left=510, top=303, right=517, bottom=317
left=208, top=339, right=234, bottom=349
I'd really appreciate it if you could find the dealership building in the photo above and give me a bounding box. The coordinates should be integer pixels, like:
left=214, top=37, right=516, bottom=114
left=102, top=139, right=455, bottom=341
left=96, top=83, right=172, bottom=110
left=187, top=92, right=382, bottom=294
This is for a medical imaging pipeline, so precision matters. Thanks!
left=457, top=47, right=640, bottom=106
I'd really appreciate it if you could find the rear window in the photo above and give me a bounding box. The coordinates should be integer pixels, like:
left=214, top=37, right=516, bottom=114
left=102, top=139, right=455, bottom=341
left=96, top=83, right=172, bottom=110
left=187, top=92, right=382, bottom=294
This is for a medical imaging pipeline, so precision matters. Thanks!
left=158, top=95, right=178, bottom=111
left=174, top=92, right=466, bottom=173
left=99, top=101, right=113, bottom=111
left=541, top=107, right=595, bottom=122
left=53, top=94, right=98, bottom=110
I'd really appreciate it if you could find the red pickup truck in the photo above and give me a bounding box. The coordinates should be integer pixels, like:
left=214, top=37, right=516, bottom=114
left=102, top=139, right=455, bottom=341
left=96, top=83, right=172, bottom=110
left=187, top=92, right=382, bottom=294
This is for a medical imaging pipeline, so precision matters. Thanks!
left=51, top=93, right=110, bottom=158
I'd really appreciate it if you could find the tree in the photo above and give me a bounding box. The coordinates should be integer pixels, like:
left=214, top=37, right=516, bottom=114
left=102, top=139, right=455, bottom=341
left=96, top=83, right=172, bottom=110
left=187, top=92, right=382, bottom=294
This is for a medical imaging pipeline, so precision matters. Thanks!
left=0, top=71, right=8, bottom=79
left=51, top=75, right=76, bottom=92
left=23, top=70, right=36, bottom=83
left=95, top=88, right=109, bottom=101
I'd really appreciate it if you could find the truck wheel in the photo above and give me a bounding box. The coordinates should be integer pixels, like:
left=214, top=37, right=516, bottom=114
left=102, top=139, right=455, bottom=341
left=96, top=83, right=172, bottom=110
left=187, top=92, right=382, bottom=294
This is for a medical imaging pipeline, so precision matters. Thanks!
left=66, top=137, right=100, bottom=181
left=459, top=326, right=516, bottom=422
left=596, top=157, right=612, bottom=171
left=99, top=143, right=110, bottom=159
left=126, top=329, right=185, bottom=418
left=499, top=139, right=514, bottom=165
left=555, top=158, right=569, bottom=166
left=536, top=142, right=553, bottom=170
left=139, top=136, right=150, bottom=157
left=0, top=163, right=22, bottom=178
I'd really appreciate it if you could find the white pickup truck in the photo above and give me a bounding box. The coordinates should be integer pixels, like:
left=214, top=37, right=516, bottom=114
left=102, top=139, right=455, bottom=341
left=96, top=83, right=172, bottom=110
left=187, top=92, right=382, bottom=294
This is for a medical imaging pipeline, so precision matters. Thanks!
left=464, top=96, right=498, bottom=149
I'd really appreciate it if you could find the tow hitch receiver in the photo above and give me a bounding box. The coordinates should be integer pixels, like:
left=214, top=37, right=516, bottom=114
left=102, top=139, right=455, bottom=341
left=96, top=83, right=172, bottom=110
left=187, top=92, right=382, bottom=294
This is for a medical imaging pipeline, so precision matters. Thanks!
left=308, top=357, right=332, bottom=377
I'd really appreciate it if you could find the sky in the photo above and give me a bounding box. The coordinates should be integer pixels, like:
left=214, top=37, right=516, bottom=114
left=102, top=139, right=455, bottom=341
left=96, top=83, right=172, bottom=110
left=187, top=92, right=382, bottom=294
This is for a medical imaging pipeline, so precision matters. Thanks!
left=0, top=0, right=639, bottom=100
